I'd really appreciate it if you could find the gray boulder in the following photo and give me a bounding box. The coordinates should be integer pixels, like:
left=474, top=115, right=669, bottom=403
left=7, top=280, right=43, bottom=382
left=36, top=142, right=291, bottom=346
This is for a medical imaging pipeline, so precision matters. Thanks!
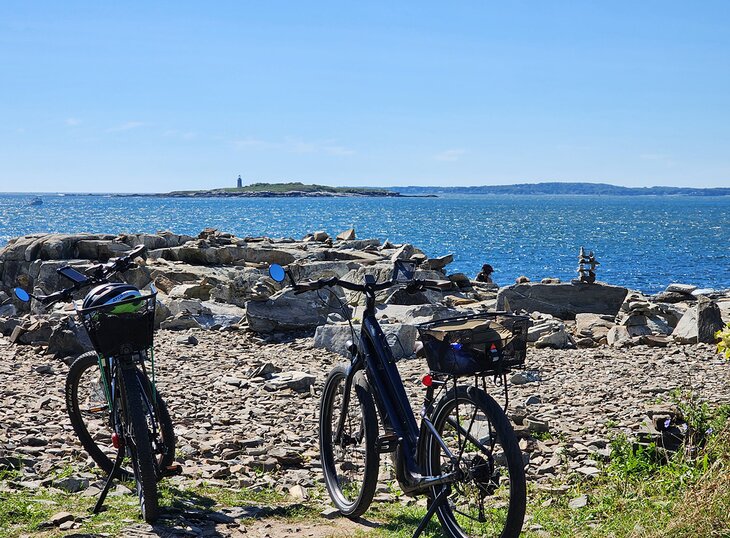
left=122, top=232, right=194, bottom=250
left=383, top=288, right=431, bottom=305
left=169, top=283, right=212, bottom=301
left=47, top=317, right=93, bottom=357
left=246, top=289, right=345, bottom=333
left=11, top=317, right=54, bottom=345
left=335, top=228, right=356, bottom=241
left=654, top=291, right=696, bottom=304
left=423, top=254, right=454, bottom=271
left=697, top=296, right=724, bottom=343
left=607, top=325, right=632, bottom=347
left=196, top=301, right=246, bottom=329
left=0, top=304, right=16, bottom=318
left=265, top=371, right=316, bottom=392
left=673, top=296, right=724, bottom=344
left=672, top=308, right=698, bottom=344
left=352, top=303, right=459, bottom=325
left=74, top=240, right=131, bottom=260
left=166, top=298, right=210, bottom=317
left=535, top=328, right=574, bottom=349
left=288, top=260, right=358, bottom=281
left=154, top=299, right=171, bottom=329
left=389, top=243, right=423, bottom=261
left=314, top=323, right=417, bottom=359
left=574, top=313, right=614, bottom=341
left=0, top=316, right=22, bottom=336
left=497, top=282, right=628, bottom=319
left=208, top=268, right=266, bottom=307
left=666, top=283, right=698, bottom=294
left=160, top=313, right=202, bottom=331
left=336, top=239, right=381, bottom=251
left=527, top=319, right=563, bottom=342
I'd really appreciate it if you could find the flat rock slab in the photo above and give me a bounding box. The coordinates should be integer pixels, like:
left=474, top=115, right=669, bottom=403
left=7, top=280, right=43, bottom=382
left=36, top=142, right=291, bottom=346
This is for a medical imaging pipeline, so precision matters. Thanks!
left=314, top=322, right=417, bottom=359
left=497, top=282, right=628, bottom=319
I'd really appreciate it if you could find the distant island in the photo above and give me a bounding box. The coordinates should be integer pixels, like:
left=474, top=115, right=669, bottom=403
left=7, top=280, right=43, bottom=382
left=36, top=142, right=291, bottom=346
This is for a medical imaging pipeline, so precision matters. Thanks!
left=391, top=182, right=730, bottom=196
left=165, top=182, right=403, bottom=198
left=112, top=180, right=730, bottom=198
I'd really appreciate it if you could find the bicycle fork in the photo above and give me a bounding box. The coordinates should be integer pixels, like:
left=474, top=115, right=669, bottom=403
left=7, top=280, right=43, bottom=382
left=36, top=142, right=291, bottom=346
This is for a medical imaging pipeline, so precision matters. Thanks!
left=92, top=360, right=127, bottom=514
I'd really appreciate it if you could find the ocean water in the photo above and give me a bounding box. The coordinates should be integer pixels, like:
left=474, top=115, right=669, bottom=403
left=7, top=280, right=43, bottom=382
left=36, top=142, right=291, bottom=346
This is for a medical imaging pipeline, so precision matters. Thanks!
left=1, top=193, right=729, bottom=294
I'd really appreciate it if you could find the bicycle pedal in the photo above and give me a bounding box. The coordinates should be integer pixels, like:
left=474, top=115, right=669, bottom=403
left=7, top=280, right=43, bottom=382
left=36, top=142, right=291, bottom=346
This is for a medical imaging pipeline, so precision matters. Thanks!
left=376, top=433, right=400, bottom=453
left=162, top=464, right=183, bottom=477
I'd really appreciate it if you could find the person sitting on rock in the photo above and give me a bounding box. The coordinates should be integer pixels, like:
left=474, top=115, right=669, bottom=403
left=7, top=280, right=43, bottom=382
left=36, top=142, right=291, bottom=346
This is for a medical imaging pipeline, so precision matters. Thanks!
left=475, top=264, right=494, bottom=284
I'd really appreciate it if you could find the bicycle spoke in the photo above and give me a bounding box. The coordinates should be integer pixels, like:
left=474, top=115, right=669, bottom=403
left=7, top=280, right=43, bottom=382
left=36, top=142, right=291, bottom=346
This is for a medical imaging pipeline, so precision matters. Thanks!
left=428, top=389, right=525, bottom=537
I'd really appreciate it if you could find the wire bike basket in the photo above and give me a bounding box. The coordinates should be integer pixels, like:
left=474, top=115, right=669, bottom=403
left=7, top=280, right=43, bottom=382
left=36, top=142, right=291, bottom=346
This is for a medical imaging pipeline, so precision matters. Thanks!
left=417, top=312, right=530, bottom=376
left=77, top=292, right=157, bottom=358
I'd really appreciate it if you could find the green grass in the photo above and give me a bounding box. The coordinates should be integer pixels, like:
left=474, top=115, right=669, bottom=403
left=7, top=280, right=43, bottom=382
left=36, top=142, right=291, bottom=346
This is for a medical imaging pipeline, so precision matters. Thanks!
left=0, top=478, right=315, bottom=538
left=360, top=503, right=443, bottom=537
left=0, top=486, right=143, bottom=537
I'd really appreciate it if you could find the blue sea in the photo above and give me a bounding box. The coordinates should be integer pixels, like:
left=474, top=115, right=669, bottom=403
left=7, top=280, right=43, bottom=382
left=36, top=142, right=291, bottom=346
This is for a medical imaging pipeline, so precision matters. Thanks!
left=1, top=193, right=729, bottom=294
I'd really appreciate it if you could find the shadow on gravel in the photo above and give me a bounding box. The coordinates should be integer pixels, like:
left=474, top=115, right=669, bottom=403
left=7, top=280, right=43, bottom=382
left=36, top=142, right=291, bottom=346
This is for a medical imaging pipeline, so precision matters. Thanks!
left=374, top=510, right=444, bottom=537
left=156, top=486, right=323, bottom=536
left=257, top=328, right=316, bottom=345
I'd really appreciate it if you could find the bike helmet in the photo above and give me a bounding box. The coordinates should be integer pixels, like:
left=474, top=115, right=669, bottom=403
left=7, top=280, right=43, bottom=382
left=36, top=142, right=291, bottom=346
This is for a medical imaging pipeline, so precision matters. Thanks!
left=82, top=283, right=144, bottom=314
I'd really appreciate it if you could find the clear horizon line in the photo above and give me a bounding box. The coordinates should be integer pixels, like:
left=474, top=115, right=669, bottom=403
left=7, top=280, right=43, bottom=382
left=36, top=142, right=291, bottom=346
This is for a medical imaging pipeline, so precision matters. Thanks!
left=2, top=179, right=730, bottom=195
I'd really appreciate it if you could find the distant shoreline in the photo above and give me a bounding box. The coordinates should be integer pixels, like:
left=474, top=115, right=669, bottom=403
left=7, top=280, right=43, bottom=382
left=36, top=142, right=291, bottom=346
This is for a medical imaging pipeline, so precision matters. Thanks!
left=2, top=180, right=730, bottom=197
left=392, top=182, right=730, bottom=197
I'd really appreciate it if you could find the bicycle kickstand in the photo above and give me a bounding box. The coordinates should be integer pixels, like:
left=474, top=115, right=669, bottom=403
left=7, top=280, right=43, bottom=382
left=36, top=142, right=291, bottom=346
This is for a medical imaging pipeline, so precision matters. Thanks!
left=411, top=487, right=449, bottom=538
left=92, top=447, right=125, bottom=514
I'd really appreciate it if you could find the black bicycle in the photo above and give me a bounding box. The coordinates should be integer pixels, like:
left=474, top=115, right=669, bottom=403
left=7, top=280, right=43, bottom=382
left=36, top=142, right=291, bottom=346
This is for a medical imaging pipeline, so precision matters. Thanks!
left=269, top=261, right=528, bottom=538
left=14, top=245, right=177, bottom=522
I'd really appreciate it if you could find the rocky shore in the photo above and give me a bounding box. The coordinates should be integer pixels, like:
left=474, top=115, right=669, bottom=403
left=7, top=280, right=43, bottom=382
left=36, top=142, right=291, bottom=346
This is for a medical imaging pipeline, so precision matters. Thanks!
left=1, top=228, right=729, bottom=535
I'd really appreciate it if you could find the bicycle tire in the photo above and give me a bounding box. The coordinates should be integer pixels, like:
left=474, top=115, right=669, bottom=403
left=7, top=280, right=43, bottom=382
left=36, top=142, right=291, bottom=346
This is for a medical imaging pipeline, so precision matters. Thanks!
left=422, top=385, right=526, bottom=538
left=65, top=351, right=175, bottom=481
left=319, top=364, right=379, bottom=518
left=121, top=365, right=160, bottom=523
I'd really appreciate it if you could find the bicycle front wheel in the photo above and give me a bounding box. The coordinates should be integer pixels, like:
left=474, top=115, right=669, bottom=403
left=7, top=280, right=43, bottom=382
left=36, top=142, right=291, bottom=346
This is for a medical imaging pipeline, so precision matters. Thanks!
left=65, top=352, right=175, bottom=481
left=121, top=365, right=159, bottom=523
left=319, top=364, right=379, bottom=518
left=423, top=385, right=526, bottom=538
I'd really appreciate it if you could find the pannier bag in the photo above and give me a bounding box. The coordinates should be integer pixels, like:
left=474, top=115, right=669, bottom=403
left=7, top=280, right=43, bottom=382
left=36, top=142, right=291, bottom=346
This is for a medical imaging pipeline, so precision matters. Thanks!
left=418, top=313, right=529, bottom=376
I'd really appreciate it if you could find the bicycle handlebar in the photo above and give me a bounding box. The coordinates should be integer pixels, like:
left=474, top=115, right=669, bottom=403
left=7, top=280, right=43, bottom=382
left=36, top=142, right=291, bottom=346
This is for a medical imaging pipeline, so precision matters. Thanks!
left=32, top=244, right=147, bottom=306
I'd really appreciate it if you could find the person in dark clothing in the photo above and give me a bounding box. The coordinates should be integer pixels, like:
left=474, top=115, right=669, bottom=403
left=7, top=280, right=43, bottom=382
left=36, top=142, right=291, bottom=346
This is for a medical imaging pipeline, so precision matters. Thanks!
left=475, top=263, right=494, bottom=283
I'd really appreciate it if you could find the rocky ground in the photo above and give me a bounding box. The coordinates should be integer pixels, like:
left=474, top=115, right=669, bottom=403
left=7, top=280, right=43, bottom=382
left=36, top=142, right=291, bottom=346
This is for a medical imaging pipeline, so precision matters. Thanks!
left=2, top=229, right=730, bottom=536
left=2, top=327, right=729, bottom=537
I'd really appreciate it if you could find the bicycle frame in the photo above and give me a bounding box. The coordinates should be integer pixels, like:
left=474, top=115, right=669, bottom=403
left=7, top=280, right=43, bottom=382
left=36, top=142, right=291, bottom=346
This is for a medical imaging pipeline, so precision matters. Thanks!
left=98, top=352, right=162, bottom=471
left=335, top=281, right=461, bottom=495
left=97, top=353, right=158, bottom=414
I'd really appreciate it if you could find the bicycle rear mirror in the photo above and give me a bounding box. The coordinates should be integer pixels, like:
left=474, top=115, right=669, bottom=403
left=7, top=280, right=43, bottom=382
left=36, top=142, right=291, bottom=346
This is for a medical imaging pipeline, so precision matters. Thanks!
left=269, top=264, right=286, bottom=283
left=393, top=260, right=416, bottom=282
left=13, top=288, right=30, bottom=302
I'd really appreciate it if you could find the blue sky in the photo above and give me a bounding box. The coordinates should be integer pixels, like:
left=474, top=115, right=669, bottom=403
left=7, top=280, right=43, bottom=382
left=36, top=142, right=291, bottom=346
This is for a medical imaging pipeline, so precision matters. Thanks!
left=1, top=1, right=729, bottom=192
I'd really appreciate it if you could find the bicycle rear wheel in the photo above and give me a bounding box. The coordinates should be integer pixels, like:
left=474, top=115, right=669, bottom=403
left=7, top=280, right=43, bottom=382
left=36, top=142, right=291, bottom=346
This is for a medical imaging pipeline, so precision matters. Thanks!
left=121, top=365, right=159, bottom=523
left=319, top=364, right=379, bottom=518
left=65, top=351, right=175, bottom=480
left=422, top=385, right=526, bottom=538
